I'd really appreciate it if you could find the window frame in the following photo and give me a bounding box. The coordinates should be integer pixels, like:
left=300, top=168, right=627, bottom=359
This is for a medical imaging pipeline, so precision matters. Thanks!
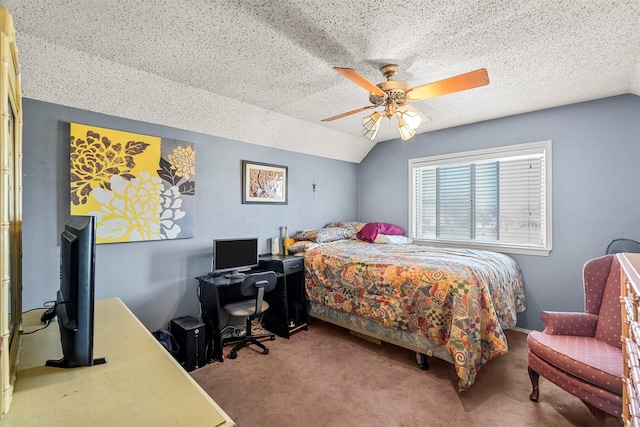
left=408, top=140, right=552, bottom=256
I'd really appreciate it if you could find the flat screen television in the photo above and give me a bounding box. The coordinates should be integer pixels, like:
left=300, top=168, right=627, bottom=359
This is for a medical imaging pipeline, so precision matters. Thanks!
left=213, top=237, right=259, bottom=278
left=46, top=215, right=107, bottom=368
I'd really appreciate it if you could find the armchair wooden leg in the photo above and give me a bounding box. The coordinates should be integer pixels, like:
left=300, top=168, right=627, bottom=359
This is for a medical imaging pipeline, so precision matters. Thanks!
left=528, top=366, right=540, bottom=402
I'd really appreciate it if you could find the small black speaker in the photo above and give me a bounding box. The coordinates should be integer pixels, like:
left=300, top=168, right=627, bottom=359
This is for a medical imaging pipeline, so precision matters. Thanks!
left=170, top=316, right=206, bottom=372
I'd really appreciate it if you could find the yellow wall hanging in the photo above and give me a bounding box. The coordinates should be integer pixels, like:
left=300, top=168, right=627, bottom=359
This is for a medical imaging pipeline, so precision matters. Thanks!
left=70, top=123, right=195, bottom=243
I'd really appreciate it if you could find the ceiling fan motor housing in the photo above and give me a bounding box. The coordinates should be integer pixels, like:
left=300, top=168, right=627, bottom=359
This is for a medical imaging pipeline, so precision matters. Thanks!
left=369, top=80, right=411, bottom=106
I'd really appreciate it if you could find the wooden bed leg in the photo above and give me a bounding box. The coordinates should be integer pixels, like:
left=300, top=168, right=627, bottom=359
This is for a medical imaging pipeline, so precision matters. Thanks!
left=416, top=352, right=429, bottom=370
left=528, top=366, right=540, bottom=402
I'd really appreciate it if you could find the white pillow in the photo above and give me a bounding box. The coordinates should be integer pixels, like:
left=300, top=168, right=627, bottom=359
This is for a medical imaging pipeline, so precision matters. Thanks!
left=374, top=234, right=413, bottom=244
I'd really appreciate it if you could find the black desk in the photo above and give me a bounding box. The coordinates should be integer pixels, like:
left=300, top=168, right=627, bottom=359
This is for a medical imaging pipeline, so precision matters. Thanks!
left=197, top=257, right=308, bottom=363
left=197, top=272, right=269, bottom=363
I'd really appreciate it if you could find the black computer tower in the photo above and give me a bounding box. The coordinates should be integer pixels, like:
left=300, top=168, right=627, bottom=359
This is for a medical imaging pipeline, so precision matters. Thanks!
left=170, top=316, right=206, bottom=372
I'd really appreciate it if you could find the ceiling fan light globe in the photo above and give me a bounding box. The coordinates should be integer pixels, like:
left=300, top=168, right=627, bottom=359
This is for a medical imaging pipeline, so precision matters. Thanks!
left=398, top=125, right=415, bottom=140
left=362, top=128, right=378, bottom=140
left=397, top=117, right=416, bottom=141
left=362, top=111, right=383, bottom=140
left=400, top=110, right=422, bottom=130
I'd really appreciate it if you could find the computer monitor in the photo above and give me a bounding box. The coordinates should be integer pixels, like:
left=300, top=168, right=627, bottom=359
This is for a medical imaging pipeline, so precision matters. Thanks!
left=46, top=215, right=107, bottom=368
left=213, top=237, right=259, bottom=278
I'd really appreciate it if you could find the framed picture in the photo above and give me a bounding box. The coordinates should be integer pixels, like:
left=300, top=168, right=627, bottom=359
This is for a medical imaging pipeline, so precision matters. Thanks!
left=242, top=160, right=288, bottom=204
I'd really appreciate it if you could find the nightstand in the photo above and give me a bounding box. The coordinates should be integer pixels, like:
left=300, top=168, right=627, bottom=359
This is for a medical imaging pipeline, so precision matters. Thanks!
left=259, top=254, right=308, bottom=338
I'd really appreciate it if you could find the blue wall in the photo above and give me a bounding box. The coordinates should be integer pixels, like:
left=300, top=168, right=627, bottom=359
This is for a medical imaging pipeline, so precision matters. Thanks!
left=358, top=95, right=640, bottom=331
left=22, top=95, right=640, bottom=333
left=22, top=99, right=358, bottom=330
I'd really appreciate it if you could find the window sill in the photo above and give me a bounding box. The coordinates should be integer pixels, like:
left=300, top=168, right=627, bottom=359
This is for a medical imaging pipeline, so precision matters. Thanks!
left=412, top=238, right=551, bottom=257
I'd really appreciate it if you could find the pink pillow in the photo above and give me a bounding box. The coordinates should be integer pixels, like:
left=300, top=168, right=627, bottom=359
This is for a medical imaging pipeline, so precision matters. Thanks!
left=357, top=222, right=405, bottom=243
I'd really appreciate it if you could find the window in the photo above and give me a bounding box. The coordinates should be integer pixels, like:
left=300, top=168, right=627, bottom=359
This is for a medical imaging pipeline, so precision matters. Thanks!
left=409, top=141, right=552, bottom=256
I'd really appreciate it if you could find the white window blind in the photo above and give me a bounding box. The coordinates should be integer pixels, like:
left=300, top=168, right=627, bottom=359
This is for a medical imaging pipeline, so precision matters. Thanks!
left=409, top=141, right=552, bottom=256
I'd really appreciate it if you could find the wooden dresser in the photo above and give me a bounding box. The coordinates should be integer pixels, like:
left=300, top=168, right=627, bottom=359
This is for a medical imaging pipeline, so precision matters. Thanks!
left=620, top=253, right=640, bottom=426
left=1, top=298, right=234, bottom=426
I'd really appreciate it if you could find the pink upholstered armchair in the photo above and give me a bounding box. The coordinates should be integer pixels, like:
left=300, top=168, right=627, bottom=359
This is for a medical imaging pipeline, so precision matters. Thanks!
left=527, top=254, right=623, bottom=417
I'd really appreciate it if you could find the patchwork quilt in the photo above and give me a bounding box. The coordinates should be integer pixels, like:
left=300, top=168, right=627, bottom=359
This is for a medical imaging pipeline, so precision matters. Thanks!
left=304, top=240, right=526, bottom=389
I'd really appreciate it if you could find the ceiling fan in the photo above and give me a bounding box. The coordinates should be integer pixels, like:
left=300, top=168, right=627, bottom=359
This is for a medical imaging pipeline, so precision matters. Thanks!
left=322, top=64, right=489, bottom=141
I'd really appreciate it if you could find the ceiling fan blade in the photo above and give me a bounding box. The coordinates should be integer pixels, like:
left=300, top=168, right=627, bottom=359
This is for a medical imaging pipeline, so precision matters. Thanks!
left=321, top=105, right=376, bottom=122
left=406, top=68, right=489, bottom=101
left=333, top=67, right=387, bottom=97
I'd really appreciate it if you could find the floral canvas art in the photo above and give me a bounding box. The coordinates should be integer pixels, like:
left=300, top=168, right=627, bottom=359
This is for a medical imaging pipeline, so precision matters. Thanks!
left=70, top=123, right=195, bottom=243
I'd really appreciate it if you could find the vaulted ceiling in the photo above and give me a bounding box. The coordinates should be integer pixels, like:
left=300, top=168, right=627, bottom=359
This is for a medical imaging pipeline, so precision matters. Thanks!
left=5, top=1, right=640, bottom=163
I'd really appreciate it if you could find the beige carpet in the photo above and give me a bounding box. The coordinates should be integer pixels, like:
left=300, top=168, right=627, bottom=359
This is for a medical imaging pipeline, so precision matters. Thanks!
left=191, top=320, right=622, bottom=427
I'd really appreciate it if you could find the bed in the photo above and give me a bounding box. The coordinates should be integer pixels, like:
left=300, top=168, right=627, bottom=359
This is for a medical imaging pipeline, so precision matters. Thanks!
left=302, top=237, right=526, bottom=390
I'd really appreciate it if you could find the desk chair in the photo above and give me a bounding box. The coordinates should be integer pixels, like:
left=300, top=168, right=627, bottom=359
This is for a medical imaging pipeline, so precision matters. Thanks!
left=223, top=271, right=277, bottom=359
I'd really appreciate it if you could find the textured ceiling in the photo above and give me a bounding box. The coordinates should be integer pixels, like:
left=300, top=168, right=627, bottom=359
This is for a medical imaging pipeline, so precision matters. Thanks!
left=4, top=1, right=640, bottom=163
